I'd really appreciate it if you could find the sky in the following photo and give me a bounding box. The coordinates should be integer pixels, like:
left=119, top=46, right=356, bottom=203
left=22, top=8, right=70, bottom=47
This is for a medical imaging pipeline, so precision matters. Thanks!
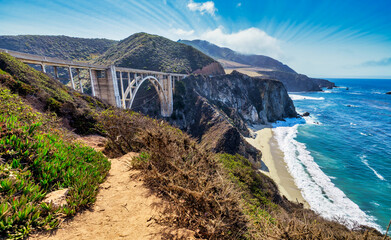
left=1, top=0, right=391, bottom=78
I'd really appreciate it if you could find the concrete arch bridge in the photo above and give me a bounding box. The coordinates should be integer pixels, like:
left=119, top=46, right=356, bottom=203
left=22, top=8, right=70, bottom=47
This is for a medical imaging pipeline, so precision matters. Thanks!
left=0, top=49, right=187, bottom=117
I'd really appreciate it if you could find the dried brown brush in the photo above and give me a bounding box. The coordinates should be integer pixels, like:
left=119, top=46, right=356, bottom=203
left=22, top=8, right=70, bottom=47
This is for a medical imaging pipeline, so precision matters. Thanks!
left=269, top=208, right=386, bottom=240
left=99, top=109, right=389, bottom=240
left=99, top=109, right=249, bottom=239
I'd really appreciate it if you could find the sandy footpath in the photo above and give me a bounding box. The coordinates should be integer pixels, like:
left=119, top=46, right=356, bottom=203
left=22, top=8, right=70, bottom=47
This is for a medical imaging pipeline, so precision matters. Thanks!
left=245, top=127, right=309, bottom=208
left=30, top=136, right=195, bottom=240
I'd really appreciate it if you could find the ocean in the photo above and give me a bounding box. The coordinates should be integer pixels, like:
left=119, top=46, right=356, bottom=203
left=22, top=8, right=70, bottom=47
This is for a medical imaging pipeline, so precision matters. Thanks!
left=272, top=78, right=391, bottom=232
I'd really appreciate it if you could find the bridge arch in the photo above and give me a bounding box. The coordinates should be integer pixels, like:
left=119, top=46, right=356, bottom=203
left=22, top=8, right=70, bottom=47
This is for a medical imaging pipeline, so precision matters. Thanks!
left=123, top=75, right=169, bottom=116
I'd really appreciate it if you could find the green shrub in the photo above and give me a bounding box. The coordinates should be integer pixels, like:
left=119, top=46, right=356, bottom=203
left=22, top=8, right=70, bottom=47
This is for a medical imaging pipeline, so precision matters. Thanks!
left=0, top=88, right=110, bottom=239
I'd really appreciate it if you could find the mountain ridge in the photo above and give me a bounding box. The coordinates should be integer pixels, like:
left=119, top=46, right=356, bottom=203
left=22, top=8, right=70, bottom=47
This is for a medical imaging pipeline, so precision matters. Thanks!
left=0, top=35, right=116, bottom=62
left=179, top=39, right=296, bottom=73
left=179, top=39, right=335, bottom=91
left=95, top=33, right=225, bottom=74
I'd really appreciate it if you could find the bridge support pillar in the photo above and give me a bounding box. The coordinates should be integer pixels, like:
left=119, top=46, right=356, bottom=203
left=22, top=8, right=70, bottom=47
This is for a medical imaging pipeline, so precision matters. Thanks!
left=89, top=69, right=96, bottom=97
left=76, top=68, right=83, bottom=93
left=53, top=66, right=59, bottom=79
left=159, top=75, right=173, bottom=117
left=41, top=64, right=46, bottom=73
left=105, top=65, right=121, bottom=108
left=68, top=67, right=75, bottom=90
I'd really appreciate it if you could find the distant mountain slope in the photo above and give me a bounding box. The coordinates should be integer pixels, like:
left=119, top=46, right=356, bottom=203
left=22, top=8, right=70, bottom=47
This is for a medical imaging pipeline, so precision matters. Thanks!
left=0, top=35, right=117, bottom=61
left=179, top=39, right=335, bottom=91
left=96, top=33, right=224, bottom=74
left=179, top=39, right=296, bottom=73
left=256, top=70, right=335, bottom=92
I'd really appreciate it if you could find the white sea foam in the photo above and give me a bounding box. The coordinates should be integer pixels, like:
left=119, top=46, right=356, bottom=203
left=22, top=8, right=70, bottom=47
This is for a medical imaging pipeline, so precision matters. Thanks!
left=350, top=123, right=357, bottom=126
left=360, top=155, right=385, bottom=181
left=371, top=202, right=380, bottom=207
left=360, top=132, right=373, bottom=136
left=272, top=119, right=382, bottom=231
left=289, top=94, right=325, bottom=101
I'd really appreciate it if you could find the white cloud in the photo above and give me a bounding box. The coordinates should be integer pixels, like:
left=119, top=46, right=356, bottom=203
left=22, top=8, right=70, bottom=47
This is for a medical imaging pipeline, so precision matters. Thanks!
left=237, top=2, right=242, bottom=7
left=200, top=27, right=283, bottom=58
left=170, top=28, right=195, bottom=37
left=187, top=0, right=217, bottom=16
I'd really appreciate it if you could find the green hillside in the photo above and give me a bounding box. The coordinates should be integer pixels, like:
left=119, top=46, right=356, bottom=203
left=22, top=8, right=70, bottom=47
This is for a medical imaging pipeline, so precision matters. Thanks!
left=0, top=35, right=116, bottom=61
left=95, top=33, right=222, bottom=74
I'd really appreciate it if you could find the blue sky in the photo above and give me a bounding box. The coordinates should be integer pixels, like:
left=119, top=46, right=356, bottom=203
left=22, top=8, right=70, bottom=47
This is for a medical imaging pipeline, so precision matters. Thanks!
left=1, top=0, right=391, bottom=78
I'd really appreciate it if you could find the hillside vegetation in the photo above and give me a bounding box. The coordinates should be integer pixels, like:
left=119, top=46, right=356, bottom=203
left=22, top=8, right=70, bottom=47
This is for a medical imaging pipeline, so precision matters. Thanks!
left=96, top=33, right=224, bottom=74
left=0, top=35, right=116, bottom=62
left=0, top=53, right=386, bottom=239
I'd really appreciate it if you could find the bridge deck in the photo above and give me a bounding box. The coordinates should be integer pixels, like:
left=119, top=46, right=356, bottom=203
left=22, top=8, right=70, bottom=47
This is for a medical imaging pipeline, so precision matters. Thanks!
left=0, top=48, right=107, bottom=70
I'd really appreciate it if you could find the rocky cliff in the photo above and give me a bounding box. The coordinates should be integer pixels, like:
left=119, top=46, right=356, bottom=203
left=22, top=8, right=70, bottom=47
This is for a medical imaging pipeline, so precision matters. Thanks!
left=169, top=71, right=297, bottom=163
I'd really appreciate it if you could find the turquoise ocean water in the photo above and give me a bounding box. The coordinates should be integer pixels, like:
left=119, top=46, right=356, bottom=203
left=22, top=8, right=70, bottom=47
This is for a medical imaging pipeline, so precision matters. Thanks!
left=272, top=78, right=391, bottom=232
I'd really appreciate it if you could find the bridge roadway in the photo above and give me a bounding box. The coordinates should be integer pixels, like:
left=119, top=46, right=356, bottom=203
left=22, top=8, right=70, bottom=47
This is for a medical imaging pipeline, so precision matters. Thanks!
left=0, top=48, right=187, bottom=117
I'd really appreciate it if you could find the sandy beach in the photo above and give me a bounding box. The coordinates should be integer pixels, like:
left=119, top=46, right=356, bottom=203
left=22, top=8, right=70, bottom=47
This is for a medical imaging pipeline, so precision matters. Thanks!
left=245, top=126, right=309, bottom=208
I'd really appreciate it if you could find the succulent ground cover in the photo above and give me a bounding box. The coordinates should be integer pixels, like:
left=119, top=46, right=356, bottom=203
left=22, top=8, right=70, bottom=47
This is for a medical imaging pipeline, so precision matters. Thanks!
left=0, top=87, right=110, bottom=239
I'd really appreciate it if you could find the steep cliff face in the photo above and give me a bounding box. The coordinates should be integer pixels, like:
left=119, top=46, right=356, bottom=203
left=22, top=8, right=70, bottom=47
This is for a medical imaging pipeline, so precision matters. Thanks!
left=181, top=71, right=297, bottom=125
left=169, top=71, right=297, bottom=164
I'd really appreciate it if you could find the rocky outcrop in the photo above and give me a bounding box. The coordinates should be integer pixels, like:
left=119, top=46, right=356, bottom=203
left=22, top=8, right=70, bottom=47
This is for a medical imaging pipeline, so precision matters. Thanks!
left=176, top=95, right=260, bottom=163
left=43, top=188, right=69, bottom=208
left=311, top=77, right=336, bottom=89
left=257, top=70, right=335, bottom=92
left=169, top=71, right=297, bottom=164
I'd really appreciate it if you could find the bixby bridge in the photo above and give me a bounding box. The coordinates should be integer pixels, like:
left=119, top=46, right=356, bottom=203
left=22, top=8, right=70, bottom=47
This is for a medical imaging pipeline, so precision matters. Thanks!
left=0, top=49, right=187, bottom=117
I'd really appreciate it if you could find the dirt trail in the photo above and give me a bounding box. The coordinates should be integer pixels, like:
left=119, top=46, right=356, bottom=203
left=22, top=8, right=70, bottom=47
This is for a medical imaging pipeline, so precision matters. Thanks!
left=30, top=135, right=192, bottom=240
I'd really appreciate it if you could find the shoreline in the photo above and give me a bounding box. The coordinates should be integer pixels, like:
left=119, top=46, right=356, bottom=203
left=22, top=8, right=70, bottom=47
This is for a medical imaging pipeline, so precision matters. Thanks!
left=245, top=126, right=309, bottom=208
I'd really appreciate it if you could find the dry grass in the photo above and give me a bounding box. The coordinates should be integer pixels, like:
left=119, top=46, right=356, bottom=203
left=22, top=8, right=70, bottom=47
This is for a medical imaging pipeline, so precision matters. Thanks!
left=100, top=109, right=249, bottom=239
